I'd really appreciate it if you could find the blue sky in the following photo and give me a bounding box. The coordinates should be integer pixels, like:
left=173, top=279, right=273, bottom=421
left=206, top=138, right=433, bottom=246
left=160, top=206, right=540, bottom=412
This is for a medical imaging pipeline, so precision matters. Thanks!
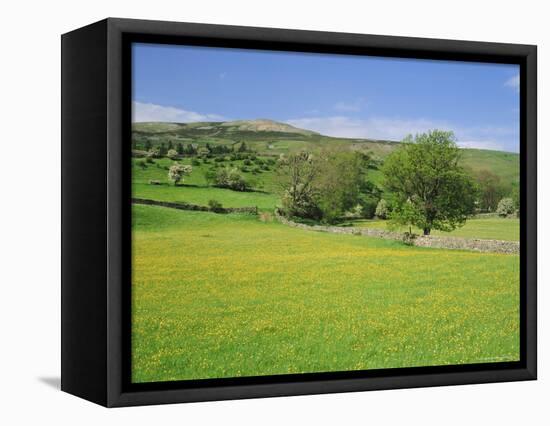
left=133, top=43, right=520, bottom=152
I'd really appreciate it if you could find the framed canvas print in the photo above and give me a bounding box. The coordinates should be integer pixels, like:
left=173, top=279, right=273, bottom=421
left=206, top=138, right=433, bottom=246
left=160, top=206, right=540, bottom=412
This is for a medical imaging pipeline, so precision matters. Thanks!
left=61, top=18, right=537, bottom=407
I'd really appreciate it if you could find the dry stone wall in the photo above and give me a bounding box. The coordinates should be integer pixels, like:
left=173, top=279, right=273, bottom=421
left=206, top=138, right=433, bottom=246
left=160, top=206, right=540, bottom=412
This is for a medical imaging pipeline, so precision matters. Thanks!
left=132, top=198, right=258, bottom=215
left=276, top=214, right=519, bottom=254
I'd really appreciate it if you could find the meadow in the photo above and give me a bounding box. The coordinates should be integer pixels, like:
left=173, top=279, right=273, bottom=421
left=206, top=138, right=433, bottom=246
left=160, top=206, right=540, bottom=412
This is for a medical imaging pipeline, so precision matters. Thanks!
left=132, top=205, right=519, bottom=382
left=131, top=121, right=521, bottom=383
left=132, top=157, right=279, bottom=210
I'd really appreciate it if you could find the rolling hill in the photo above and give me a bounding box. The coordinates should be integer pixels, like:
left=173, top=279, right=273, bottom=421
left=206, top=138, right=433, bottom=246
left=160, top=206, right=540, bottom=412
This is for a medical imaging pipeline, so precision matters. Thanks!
left=132, top=119, right=519, bottom=187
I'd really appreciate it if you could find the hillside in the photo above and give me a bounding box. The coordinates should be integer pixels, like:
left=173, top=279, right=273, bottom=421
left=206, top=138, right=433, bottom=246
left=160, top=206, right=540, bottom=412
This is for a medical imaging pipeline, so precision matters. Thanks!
left=132, top=120, right=519, bottom=186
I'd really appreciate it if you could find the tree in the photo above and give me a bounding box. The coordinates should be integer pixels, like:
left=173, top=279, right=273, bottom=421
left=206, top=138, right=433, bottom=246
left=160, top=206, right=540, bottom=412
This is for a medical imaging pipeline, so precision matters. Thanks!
left=213, top=167, right=249, bottom=191
left=144, top=139, right=152, bottom=152
left=238, top=141, right=248, bottom=152
left=314, top=149, right=368, bottom=223
left=276, top=149, right=370, bottom=223
left=185, top=143, right=197, bottom=156
left=159, top=143, right=167, bottom=156
left=388, top=199, right=422, bottom=235
left=382, top=130, right=476, bottom=235
left=168, top=164, right=192, bottom=186
left=176, top=142, right=184, bottom=155
left=511, top=185, right=520, bottom=217
left=167, top=140, right=174, bottom=150
left=276, top=151, right=321, bottom=219
left=496, top=197, right=515, bottom=217
left=375, top=199, right=389, bottom=219
left=167, top=149, right=178, bottom=160
left=476, top=169, right=506, bottom=212
left=147, top=147, right=160, bottom=158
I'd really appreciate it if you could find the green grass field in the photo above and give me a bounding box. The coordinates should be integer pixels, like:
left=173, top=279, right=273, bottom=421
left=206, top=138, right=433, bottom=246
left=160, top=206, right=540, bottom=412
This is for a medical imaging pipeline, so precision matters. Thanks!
left=131, top=122, right=521, bottom=383
left=349, top=217, right=520, bottom=241
left=132, top=157, right=280, bottom=210
left=132, top=205, right=519, bottom=383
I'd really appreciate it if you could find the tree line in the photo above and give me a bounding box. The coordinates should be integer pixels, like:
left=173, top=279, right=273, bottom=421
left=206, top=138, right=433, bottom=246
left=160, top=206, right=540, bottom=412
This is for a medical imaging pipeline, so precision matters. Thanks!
left=133, top=139, right=253, bottom=157
left=277, top=130, right=519, bottom=235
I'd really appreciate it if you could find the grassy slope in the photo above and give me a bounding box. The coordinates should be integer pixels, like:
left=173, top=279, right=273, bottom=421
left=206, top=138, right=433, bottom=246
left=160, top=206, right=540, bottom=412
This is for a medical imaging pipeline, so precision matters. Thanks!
left=132, top=157, right=279, bottom=210
left=350, top=217, right=520, bottom=241
left=132, top=205, right=519, bottom=383
left=133, top=121, right=520, bottom=187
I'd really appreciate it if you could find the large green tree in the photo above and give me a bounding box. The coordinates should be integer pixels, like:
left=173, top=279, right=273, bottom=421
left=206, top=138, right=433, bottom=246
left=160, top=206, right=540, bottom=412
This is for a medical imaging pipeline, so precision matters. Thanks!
left=276, top=149, right=370, bottom=223
left=382, top=130, right=476, bottom=235
left=276, top=151, right=321, bottom=220
left=314, top=150, right=369, bottom=223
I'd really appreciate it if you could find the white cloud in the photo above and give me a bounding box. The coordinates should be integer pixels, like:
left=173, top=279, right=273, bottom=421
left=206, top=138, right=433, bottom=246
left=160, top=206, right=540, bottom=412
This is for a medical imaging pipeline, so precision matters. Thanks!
left=456, top=140, right=505, bottom=151
left=132, top=101, right=226, bottom=123
left=286, top=116, right=448, bottom=141
left=504, top=74, right=520, bottom=92
left=286, top=115, right=516, bottom=152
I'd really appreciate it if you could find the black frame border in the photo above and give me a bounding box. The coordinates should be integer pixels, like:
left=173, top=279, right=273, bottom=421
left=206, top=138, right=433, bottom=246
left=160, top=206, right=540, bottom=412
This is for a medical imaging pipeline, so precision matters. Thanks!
left=103, top=18, right=536, bottom=407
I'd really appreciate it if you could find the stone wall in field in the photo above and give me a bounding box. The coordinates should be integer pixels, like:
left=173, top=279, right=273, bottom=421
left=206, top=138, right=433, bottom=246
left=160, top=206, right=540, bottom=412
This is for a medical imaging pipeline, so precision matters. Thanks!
left=275, top=214, right=519, bottom=254
left=132, top=198, right=258, bottom=215
left=412, top=235, right=519, bottom=254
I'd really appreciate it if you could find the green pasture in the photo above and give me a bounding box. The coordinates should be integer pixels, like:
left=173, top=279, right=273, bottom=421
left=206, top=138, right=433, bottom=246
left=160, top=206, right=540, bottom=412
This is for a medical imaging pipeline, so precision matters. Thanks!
left=131, top=205, right=520, bottom=383
left=132, top=157, right=279, bottom=210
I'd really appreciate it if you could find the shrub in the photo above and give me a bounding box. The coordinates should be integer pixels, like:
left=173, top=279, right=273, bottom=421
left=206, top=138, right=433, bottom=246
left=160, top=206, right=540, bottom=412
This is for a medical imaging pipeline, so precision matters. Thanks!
left=191, top=158, right=200, bottom=166
left=145, top=157, right=154, bottom=164
left=243, top=159, right=252, bottom=166
left=214, top=167, right=249, bottom=191
left=137, top=159, right=147, bottom=169
left=168, top=164, right=192, bottom=186
left=402, top=232, right=417, bottom=246
left=208, top=199, right=223, bottom=212
left=146, top=147, right=160, bottom=158
left=496, top=197, right=515, bottom=217
left=167, top=149, right=178, bottom=160
left=349, top=204, right=364, bottom=218
left=375, top=199, right=389, bottom=219
left=214, top=156, right=225, bottom=163
left=359, top=199, right=378, bottom=219
left=149, top=180, right=161, bottom=185
left=252, top=166, right=262, bottom=174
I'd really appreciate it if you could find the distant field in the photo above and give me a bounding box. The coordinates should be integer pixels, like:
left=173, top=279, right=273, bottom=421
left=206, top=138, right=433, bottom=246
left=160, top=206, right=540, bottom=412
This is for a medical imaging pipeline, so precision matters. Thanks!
left=460, top=149, right=520, bottom=186
left=133, top=183, right=278, bottom=210
left=132, top=157, right=279, bottom=210
left=350, top=217, right=519, bottom=241
left=132, top=205, right=520, bottom=383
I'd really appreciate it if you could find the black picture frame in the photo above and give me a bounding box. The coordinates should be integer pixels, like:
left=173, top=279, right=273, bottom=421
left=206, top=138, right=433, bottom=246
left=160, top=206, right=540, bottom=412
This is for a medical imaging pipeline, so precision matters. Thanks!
left=61, top=17, right=537, bottom=407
